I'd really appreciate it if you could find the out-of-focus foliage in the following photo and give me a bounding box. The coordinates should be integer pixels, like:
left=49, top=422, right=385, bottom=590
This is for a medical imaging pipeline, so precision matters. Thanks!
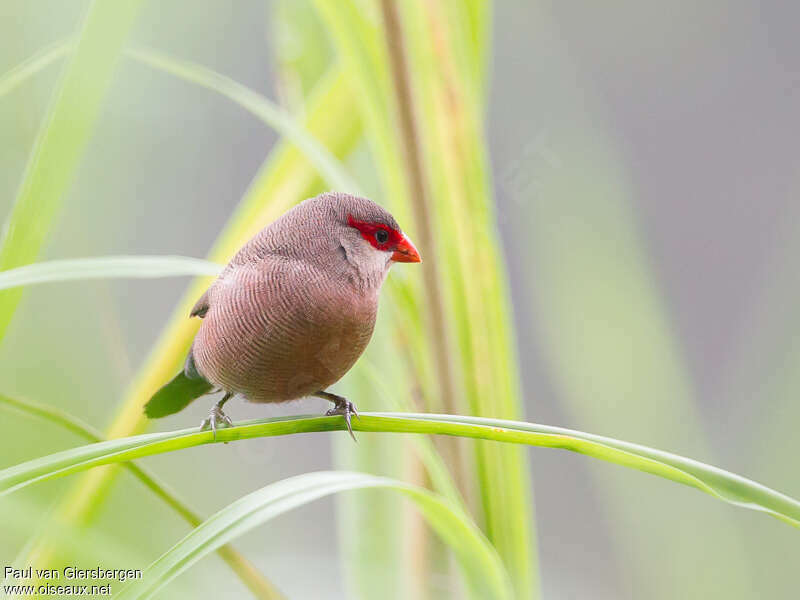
left=1, top=0, right=798, bottom=599
left=0, top=1, right=144, bottom=339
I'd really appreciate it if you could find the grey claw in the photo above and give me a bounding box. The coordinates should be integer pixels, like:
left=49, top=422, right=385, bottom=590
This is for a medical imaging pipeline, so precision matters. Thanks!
left=326, top=399, right=359, bottom=441
left=200, top=405, right=233, bottom=441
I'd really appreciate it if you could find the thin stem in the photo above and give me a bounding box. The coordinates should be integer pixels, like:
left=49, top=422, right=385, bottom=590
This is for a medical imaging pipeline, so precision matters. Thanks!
left=125, top=45, right=361, bottom=195
left=378, top=8, right=469, bottom=550
left=0, top=39, right=72, bottom=98
left=0, top=394, right=285, bottom=600
left=378, top=8, right=465, bottom=593
left=378, top=0, right=458, bottom=418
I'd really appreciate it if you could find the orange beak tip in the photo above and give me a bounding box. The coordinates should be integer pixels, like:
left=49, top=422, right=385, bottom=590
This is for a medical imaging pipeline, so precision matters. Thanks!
left=392, top=235, right=421, bottom=263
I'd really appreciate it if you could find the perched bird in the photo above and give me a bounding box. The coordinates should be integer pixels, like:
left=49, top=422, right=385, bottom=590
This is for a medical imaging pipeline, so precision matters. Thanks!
left=144, top=192, right=421, bottom=439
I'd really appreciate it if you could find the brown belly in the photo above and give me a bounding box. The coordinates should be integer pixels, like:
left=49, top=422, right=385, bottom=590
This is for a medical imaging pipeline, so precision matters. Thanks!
left=192, top=284, right=377, bottom=402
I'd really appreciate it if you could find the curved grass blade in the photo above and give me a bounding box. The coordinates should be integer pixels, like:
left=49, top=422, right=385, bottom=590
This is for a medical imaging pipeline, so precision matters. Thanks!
left=125, top=45, right=361, bottom=195
left=0, top=39, right=72, bottom=99
left=0, top=394, right=284, bottom=600
left=0, top=393, right=106, bottom=443
left=0, top=256, right=222, bottom=291
left=115, top=471, right=512, bottom=600
left=1, top=412, right=797, bottom=528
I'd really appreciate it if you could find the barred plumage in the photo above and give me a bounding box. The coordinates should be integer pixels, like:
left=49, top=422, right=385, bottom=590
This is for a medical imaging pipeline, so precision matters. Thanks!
left=144, top=192, right=420, bottom=437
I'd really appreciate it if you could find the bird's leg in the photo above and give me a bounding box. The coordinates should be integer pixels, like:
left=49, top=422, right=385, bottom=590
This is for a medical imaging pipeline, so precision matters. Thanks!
left=315, top=391, right=359, bottom=441
left=201, top=392, right=234, bottom=441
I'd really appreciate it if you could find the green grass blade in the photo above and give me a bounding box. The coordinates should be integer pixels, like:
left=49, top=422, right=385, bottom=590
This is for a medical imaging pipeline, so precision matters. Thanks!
left=0, top=0, right=145, bottom=341
left=115, top=471, right=512, bottom=600
left=0, top=394, right=285, bottom=600
left=0, top=393, right=106, bottom=443
left=0, top=39, right=72, bottom=99
left=0, top=256, right=222, bottom=291
left=2, top=413, right=797, bottom=528
left=125, top=45, right=361, bottom=195
left=396, top=3, right=538, bottom=593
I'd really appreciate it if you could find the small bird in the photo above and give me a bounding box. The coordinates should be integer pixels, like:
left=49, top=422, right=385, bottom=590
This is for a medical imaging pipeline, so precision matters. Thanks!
left=144, top=192, right=421, bottom=439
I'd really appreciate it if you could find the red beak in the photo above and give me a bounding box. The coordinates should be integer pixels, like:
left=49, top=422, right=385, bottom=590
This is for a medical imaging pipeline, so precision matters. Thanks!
left=392, top=234, right=421, bottom=263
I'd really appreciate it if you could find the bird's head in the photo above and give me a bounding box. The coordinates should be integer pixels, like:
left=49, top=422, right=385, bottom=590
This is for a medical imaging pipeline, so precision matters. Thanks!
left=270, top=192, right=421, bottom=290
left=318, top=192, right=421, bottom=289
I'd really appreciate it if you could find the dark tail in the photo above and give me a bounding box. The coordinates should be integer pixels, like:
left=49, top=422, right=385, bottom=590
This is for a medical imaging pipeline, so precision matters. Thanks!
left=144, top=352, right=213, bottom=418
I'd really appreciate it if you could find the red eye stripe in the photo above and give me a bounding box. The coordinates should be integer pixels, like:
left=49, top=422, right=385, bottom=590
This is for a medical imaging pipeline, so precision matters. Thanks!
left=347, top=214, right=403, bottom=251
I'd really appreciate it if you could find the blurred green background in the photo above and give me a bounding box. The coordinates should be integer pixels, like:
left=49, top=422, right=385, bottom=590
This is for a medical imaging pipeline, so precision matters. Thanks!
left=1, top=1, right=798, bottom=598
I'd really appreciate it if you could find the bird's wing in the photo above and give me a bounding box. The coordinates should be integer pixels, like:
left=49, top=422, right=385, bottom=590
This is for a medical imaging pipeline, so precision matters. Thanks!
left=190, top=244, right=281, bottom=319
left=189, top=289, right=210, bottom=318
left=196, top=251, right=331, bottom=324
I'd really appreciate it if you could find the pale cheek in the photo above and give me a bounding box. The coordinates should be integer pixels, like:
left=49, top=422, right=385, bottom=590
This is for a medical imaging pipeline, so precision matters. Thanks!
left=368, top=248, right=391, bottom=270
left=352, top=237, right=392, bottom=276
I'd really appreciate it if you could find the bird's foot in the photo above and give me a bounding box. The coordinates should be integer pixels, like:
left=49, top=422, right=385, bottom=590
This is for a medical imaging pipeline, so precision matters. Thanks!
left=200, top=404, right=233, bottom=441
left=325, top=396, right=360, bottom=441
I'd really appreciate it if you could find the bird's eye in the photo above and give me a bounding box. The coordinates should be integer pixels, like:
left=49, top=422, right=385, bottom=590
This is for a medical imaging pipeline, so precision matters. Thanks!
left=374, top=229, right=389, bottom=244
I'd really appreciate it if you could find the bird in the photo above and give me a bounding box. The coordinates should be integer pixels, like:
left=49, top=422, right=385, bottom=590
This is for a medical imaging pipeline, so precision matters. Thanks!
left=144, top=192, right=421, bottom=439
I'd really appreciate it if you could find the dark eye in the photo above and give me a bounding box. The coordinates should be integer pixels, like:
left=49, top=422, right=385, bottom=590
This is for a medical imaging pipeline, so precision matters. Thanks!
left=375, top=229, right=389, bottom=244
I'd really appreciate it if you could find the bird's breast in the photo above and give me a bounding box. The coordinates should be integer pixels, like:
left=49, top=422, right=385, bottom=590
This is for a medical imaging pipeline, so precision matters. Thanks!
left=192, top=262, right=379, bottom=402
